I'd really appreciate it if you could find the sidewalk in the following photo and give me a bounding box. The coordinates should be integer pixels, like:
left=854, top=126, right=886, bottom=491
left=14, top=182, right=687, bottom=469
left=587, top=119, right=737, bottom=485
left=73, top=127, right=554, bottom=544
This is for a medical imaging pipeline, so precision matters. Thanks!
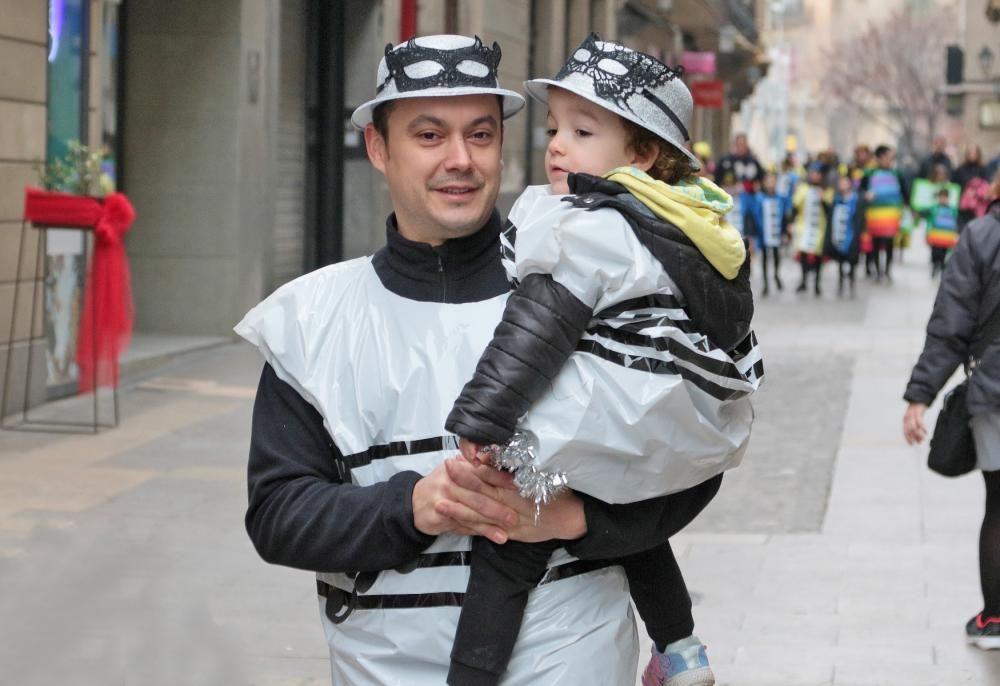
left=0, top=241, right=997, bottom=685
left=675, top=242, right=1000, bottom=685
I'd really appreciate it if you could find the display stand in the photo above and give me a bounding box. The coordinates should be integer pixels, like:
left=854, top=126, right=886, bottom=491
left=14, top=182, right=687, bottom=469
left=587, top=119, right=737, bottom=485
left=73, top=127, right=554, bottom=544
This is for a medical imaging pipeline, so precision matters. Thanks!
left=1, top=188, right=131, bottom=434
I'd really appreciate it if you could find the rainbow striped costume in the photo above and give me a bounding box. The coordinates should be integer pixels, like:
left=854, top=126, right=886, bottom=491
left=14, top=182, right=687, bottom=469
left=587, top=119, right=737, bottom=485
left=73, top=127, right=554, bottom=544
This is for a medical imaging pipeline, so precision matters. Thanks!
left=863, top=168, right=904, bottom=238
left=925, top=203, right=959, bottom=249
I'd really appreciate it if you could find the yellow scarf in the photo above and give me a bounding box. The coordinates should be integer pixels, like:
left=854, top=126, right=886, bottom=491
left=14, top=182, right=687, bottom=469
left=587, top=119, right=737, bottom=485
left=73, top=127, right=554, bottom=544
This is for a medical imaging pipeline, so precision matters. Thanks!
left=605, top=167, right=746, bottom=280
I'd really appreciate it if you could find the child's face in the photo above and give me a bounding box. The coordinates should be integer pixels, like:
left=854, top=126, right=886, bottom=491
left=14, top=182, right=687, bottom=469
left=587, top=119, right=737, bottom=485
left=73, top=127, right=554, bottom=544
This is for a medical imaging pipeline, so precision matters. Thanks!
left=837, top=177, right=852, bottom=195
left=938, top=193, right=950, bottom=205
left=763, top=175, right=777, bottom=194
left=544, top=87, right=641, bottom=194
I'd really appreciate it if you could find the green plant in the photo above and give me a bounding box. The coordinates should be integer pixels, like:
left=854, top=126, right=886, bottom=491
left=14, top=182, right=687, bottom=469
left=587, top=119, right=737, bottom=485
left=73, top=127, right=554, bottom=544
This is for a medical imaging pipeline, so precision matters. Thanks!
left=38, top=140, right=109, bottom=197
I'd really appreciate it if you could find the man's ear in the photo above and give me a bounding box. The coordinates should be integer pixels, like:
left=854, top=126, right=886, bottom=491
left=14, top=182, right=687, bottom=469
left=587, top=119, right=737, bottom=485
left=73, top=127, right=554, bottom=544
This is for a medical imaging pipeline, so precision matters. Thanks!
left=364, top=124, right=388, bottom=174
left=630, top=141, right=660, bottom=173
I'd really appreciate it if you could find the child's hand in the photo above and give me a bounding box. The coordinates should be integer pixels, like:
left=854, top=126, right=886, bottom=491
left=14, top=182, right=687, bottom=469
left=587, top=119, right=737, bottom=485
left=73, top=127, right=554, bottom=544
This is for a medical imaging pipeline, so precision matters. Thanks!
left=459, top=437, right=492, bottom=466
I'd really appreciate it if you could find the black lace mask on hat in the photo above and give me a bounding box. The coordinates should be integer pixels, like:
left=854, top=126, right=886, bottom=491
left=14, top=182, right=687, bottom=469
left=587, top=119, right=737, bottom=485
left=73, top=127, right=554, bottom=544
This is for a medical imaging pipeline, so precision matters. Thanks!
left=556, top=33, right=689, bottom=141
left=378, top=36, right=503, bottom=94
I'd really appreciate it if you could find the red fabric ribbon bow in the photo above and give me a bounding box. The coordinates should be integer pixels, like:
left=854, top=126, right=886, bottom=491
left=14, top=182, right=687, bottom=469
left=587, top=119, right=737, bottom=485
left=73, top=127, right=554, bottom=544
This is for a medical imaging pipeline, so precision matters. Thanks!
left=23, top=187, right=135, bottom=392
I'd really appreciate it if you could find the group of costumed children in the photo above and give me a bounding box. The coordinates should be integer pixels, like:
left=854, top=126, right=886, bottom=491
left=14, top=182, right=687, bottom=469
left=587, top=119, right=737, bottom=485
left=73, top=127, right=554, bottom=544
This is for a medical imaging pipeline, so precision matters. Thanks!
left=734, top=145, right=958, bottom=297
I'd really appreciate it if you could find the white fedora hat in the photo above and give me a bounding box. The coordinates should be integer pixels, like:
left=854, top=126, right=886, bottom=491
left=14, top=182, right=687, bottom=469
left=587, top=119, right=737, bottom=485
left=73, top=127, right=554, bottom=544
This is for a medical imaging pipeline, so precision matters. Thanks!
left=524, top=33, right=700, bottom=170
left=351, top=34, right=526, bottom=129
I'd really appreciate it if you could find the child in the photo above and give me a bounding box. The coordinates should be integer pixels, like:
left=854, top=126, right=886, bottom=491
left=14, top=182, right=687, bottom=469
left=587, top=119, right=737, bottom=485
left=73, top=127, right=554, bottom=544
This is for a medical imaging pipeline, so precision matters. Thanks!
left=824, top=175, right=862, bottom=297
left=925, top=187, right=959, bottom=277
left=745, top=171, right=790, bottom=296
left=792, top=163, right=832, bottom=296
left=776, top=153, right=801, bottom=206
left=444, top=34, right=761, bottom=686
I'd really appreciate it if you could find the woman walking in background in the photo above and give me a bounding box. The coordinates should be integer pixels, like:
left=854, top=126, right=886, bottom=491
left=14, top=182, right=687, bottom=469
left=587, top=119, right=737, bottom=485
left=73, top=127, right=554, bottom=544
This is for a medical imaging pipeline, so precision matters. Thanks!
left=902, top=180, right=1000, bottom=650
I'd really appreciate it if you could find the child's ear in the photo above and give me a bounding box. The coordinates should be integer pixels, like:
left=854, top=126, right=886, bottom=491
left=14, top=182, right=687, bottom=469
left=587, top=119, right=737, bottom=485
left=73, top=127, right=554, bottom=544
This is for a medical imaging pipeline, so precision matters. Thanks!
left=629, top=141, right=660, bottom=173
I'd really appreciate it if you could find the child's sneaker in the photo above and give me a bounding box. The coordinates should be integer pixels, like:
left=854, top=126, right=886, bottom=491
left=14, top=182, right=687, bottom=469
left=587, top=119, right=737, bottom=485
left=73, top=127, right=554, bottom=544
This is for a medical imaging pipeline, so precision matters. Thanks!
left=966, top=613, right=1000, bottom=650
left=640, top=636, right=715, bottom=686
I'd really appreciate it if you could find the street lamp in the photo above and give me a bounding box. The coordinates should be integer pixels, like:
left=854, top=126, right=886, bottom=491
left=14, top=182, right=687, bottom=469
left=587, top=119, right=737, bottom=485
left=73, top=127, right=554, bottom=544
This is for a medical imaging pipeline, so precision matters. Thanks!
left=980, top=45, right=995, bottom=79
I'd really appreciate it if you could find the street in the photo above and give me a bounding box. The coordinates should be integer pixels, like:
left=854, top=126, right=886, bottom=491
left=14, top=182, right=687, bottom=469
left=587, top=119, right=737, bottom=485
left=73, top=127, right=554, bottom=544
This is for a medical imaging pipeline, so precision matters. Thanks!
left=1, top=240, right=999, bottom=686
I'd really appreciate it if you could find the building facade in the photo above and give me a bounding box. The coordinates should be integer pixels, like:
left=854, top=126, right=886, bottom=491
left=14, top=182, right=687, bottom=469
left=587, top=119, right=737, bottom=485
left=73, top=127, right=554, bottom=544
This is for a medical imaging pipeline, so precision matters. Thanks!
left=945, top=0, right=1000, bottom=159
left=0, top=0, right=763, bottom=416
left=745, top=0, right=961, bottom=166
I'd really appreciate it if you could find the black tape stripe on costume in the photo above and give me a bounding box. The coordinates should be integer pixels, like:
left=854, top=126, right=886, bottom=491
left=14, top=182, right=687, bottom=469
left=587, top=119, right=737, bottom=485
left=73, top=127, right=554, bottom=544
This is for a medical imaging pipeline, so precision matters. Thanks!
left=317, top=560, right=615, bottom=613
left=730, top=331, right=759, bottom=360
left=576, top=339, right=750, bottom=402
left=596, top=294, right=686, bottom=318
left=392, top=551, right=471, bottom=574
left=339, top=435, right=460, bottom=474
left=587, top=323, right=754, bottom=384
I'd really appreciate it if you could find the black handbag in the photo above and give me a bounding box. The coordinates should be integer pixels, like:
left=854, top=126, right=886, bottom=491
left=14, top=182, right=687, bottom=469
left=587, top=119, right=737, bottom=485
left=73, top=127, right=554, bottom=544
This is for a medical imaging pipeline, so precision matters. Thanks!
left=927, top=308, right=1000, bottom=477
left=927, top=381, right=976, bottom=476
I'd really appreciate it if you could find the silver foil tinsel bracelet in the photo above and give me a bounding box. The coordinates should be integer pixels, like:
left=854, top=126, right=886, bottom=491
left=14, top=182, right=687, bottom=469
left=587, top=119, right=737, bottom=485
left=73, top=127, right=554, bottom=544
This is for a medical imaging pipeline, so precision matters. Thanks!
left=487, top=431, right=569, bottom=525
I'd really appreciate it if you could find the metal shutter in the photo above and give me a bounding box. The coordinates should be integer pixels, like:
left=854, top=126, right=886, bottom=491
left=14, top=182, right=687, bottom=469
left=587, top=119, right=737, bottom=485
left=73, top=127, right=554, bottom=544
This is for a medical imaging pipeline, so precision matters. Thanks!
left=272, top=0, right=307, bottom=291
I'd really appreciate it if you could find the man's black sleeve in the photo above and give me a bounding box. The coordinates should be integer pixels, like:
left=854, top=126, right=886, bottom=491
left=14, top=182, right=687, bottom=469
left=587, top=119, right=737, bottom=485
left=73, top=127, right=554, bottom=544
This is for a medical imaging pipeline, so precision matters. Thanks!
left=566, top=474, right=723, bottom=560
left=245, top=363, right=435, bottom=572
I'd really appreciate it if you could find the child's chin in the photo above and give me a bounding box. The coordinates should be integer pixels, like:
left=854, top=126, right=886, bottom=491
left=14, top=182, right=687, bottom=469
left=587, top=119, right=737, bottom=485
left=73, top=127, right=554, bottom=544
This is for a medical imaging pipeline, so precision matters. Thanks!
left=549, top=180, right=569, bottom=194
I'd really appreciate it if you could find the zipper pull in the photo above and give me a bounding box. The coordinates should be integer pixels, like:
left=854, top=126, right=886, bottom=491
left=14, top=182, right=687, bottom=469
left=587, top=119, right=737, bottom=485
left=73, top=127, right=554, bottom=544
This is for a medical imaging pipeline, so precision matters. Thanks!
left=438, top=254, right=444, bottom=272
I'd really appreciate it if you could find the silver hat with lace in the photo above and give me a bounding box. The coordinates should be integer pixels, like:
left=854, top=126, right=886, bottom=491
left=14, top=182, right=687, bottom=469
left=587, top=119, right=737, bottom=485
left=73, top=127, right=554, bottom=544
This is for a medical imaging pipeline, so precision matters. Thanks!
left=524, top=33, right=699, bottom=170
left=351, top=34, right=525, bottom=129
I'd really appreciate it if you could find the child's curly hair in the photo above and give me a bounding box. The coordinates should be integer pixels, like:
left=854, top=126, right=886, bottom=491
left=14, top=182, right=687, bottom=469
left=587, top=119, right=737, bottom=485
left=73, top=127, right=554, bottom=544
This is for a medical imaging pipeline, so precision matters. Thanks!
left=623, top=120, right=697, bottom=185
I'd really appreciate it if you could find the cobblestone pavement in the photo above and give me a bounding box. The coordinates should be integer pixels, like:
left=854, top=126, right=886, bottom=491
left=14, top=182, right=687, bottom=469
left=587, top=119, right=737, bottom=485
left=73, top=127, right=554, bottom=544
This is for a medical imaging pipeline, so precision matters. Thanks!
left=0, top=241, right=998, bottom=685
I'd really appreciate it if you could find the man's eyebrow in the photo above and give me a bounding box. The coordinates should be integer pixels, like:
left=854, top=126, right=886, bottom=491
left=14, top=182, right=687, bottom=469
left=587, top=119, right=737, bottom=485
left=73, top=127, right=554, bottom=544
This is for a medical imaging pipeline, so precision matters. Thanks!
left=405, top=113, right=500, bottom=132
left=466, top=114, right=499, bottom=130
left=406, top=114, right=447, bottom=131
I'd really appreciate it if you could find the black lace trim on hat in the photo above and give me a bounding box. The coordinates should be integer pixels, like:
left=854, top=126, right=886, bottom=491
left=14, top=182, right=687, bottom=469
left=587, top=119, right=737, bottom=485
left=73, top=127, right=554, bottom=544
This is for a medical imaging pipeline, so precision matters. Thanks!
left=378, top=36, right=502, bottom=94
left=556, top=33, right=689, bottom=141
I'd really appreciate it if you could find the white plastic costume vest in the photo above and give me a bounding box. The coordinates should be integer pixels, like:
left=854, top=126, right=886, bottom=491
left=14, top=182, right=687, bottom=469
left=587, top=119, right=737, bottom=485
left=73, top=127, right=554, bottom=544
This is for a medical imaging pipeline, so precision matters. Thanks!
left=761, top=196, right=783, bottom=249
left=831, top=203, right=849, bottom=249
left=795, top=187, right=825, bottom=255
left=506, top=187, right=760, bottom=505
left=236, top=259, right=638, bottom=685
left=726, top=192, right=745, bottom=237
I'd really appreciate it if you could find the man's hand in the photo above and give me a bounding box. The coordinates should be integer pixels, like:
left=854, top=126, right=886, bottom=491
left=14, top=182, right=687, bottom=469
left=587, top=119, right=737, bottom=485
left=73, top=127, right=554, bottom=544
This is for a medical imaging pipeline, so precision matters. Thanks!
left=443, top=461, right=587, bottom=543
left=412, top=458, right=518, bottom=544
left=903, top=402, right=929, bottom=445
left=504, top=490, right=588, bottom=543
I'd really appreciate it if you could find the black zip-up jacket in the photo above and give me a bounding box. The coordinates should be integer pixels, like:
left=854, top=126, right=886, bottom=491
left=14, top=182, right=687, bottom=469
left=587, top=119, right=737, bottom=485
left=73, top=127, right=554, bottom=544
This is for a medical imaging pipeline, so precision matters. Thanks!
left=245, top=210, right=721, bottom=573
left=904, top=203, right=1000, bottom=414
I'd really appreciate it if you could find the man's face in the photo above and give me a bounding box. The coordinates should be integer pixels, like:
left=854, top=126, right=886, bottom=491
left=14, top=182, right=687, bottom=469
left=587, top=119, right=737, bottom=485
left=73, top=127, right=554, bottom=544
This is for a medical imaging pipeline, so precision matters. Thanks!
left=733, top=135, right=748, bottom=156
left=365, top=95, right=503, bottom=245
left=933, top=136, right=946, bottom=154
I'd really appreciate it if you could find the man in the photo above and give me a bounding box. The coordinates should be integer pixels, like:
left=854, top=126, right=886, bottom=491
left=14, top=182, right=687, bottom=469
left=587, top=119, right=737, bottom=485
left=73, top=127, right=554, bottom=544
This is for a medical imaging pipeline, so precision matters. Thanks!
left=714, top=133, right=763, bottom=193
left=849, top=144, right=874, bottom=186
left=235, top=35, right=721, bottom=684
left=918, top=135, right=954, bottom=180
